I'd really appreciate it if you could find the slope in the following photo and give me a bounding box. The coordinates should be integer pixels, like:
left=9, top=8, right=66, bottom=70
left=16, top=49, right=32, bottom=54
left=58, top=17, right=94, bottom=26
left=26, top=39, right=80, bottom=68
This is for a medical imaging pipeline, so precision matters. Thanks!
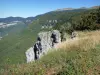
left=1, top=30, right=100, bottom=75
left=0, top=22, right=41, bottom=68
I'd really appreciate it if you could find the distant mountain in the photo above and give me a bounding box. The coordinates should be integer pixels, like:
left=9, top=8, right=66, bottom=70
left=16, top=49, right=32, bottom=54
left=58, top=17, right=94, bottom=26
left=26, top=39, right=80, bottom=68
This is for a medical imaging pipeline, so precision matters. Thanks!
left=55, top=8, right=74, bottom=11
left=54, top=7, right=88, bottom=11
left=54, top=6, right=100, bottom=12
left=79, top=7, right=87, bottom=9
left=0, top=17, right=35, bottom=23
left=90, top=6, right=100, bottom=9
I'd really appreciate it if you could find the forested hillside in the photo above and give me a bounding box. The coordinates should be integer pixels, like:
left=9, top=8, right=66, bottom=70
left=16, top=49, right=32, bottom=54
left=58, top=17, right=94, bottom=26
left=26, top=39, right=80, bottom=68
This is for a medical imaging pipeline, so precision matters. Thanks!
left=29, top=9, right=88, bottom=30
left=54, top=7, right=100, bottom=33
left=29, top=6, right=100, bottom=33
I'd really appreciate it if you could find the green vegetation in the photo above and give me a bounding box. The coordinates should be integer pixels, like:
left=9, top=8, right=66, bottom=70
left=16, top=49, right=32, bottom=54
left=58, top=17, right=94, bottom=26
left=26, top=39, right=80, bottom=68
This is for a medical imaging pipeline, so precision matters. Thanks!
left=0, top=22, right=42, bottom=68
left=54, top=7, right=100, bottom=33
left=71, top=7, right=100, bottom=30
left=0, top=30, right=100, bottom=75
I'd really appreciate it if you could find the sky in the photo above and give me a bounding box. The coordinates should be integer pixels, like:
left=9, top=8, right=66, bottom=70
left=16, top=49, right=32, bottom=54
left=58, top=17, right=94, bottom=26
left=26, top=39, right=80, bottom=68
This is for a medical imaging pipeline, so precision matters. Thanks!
left=0, top=0, right=100, bottom=18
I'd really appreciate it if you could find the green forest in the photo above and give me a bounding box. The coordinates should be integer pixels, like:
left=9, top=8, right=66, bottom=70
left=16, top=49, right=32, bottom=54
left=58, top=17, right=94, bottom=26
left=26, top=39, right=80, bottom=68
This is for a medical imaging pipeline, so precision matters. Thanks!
left=54, top=7, right=100, bottom=33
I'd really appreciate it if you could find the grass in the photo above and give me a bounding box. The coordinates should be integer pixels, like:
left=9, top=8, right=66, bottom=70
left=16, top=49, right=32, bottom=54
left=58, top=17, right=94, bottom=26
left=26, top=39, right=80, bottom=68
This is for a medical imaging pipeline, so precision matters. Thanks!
left=0, top=29, right=35, bottom=67
left=0, top=30, right=100, bottom=75
left=0, top=24, right=41, bottom=68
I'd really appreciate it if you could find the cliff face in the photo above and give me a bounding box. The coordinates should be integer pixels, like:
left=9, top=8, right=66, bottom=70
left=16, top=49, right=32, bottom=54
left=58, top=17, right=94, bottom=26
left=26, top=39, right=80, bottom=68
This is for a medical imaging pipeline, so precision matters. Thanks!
left=25, top=30, right=61, bottom=63
left=25, top=47, right=35, bottom=63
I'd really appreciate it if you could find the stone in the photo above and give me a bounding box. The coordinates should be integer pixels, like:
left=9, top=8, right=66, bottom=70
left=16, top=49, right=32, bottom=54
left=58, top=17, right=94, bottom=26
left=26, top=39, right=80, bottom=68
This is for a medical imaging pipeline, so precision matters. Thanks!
left=25, top=47, right=35, bottom=63
left=52, top=30, right=61, bottom=43
left=25, top=30, right=61, bottom=63
left=71, top=31, right=78, bottom=39
left=38, top=31, right=52, bottom=54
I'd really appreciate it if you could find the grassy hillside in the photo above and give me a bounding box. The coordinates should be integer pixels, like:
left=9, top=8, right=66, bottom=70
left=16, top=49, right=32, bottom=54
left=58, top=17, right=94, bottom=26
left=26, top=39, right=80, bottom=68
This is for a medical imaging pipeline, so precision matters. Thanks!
left=0, top=21, right=42, bottom=68
left=1, top=30, right=100, bottom=75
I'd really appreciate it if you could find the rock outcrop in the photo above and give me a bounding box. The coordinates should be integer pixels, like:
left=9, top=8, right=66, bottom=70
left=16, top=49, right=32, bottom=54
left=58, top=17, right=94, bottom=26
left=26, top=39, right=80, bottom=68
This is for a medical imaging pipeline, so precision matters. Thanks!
left=71, top=31, right=78, bottom=39
left=25, top=30, right=61, bottom=63
left=25, top=47, right=35, bottom=63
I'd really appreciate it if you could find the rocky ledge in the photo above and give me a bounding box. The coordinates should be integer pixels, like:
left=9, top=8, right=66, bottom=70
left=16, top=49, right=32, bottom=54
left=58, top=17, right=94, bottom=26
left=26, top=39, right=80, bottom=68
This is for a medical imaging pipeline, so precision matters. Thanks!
left=25, top=30, right=61, bottom=63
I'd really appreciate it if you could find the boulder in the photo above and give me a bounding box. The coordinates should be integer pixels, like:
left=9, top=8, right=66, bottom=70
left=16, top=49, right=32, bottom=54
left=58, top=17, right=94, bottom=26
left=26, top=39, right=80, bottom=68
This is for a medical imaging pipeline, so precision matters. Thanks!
left=71, top=31, right=78, bottom=39
left=25, top=30, right=61, bottom=63
left=25, top=47, right=35, bottom=63
left=52, top=30, right=61, bottom=43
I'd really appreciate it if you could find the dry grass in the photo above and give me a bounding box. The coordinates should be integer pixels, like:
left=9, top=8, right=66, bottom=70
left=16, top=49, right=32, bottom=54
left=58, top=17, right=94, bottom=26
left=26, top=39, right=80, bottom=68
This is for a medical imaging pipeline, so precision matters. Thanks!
left=55, top=30, right=100, bottom=51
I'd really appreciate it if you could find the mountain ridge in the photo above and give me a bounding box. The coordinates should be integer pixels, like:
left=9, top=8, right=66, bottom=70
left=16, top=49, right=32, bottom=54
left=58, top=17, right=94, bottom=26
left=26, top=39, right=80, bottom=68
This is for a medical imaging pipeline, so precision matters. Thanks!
left=54, top=6, right=99, bottom=11
left=0, top=16, right=35, bottom=23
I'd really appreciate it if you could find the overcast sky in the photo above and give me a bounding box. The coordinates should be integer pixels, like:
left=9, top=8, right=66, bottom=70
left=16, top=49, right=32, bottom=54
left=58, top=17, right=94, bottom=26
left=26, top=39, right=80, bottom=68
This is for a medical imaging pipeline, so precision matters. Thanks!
left=0, top=0, right=100, bottom=18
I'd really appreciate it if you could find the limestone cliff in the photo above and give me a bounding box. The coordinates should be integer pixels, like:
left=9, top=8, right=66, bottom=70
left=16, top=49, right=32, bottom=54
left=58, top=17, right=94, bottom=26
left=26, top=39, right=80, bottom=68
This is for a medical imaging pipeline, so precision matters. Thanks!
left=25, top=30, right=61, bottom=63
